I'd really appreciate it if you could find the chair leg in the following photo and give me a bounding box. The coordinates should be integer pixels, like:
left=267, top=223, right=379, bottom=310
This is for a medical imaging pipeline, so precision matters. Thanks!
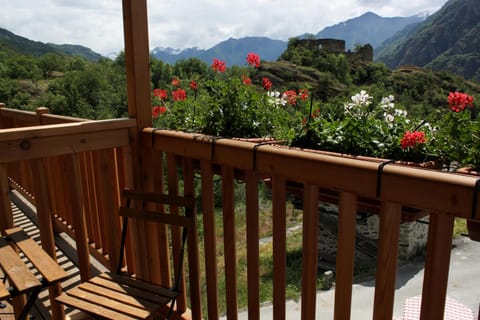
left=18, top=287, right=41, bottom=320
left=166, top=298, right=176, bottom=320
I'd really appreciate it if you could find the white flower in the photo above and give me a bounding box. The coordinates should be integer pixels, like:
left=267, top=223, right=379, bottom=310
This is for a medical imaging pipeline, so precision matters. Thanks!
left=394, top=109, right=408, bottom=117
left=384, top=113, right=395, bottom=123
left=267, top=91, right=286, bottom=106
left=380, top=95, right=395, bottom=110
left=350, top=90, right=372, bottom=106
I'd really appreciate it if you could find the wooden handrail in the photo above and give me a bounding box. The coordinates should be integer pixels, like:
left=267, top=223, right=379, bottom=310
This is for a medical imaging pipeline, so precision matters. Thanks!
left=145, top=128, right=480, bottom=220
left=0, top=119, right=136, bottom=163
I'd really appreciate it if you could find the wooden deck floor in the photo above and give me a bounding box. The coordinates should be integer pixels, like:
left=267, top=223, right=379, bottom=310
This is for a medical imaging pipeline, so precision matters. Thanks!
left=1, top=191, right=107, bottom=320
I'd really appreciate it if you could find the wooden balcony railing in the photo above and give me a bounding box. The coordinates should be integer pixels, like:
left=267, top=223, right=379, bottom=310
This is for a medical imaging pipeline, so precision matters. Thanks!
left=1, top=105, right=479, bottom=320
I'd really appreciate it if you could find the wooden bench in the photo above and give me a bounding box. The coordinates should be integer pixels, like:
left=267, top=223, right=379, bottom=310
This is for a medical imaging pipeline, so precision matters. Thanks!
left=0, top=227, right=69, bottom=320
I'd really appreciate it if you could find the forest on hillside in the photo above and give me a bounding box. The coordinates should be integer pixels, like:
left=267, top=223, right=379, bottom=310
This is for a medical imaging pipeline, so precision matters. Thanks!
left=1, top=38, right=480, bottom=122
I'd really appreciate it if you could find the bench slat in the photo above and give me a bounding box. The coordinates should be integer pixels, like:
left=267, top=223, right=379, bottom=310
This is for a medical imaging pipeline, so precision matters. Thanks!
left=100, top=273, right=177, bottom=299
left=92, top=274, right=173, bottom=302
left=4, top=227, right=69, bottom=283
left=56, top=293, right=143, bottom=320
left=78, top=282, right=160, bottom=311
left=66, top=287, right=152, bottom=319
left=0, top=238, right=41, bottom=293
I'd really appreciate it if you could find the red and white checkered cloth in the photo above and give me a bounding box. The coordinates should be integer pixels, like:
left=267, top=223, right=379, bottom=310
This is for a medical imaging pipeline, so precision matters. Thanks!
left=401, top=296, right=474, bottom=320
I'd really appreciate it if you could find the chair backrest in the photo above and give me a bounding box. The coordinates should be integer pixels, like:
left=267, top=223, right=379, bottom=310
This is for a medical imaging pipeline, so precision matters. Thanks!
left=116, top=189, right=195, bottom=291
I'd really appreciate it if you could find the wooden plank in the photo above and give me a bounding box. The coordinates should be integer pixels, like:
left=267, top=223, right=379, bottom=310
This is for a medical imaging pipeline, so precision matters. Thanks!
left=200, top=160, right=219, bottom=320
left=79, top=282, right=159, bottom=311
left=373, top=201, right=402, bottom=320
left=66, top=287, right=152, bottom=319
left=272, top=175, right=287, bottom=320
left=301, top=183, right=319, bottom=319
left=222, top=166, right=238, bottom=320
left=98, top=273, right=176, bottom=300
left=0, top=128, right=131, bottom=163
left=90, top=276, right=171, bottom=305
left=0, top=238, right=41, bottom=293
left=420, top=212, right=454, bottom=320
left=246, top=171, right=260, bottom=320
left=56, top=293, right=142, bottom=320
left=4, top=228, right=68, bottom=283
left=334, top=192, right=358, bottom=320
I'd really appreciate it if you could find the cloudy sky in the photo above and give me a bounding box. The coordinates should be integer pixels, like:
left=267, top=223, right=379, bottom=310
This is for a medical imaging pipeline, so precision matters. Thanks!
left=1, top=0, right=447, bottom=56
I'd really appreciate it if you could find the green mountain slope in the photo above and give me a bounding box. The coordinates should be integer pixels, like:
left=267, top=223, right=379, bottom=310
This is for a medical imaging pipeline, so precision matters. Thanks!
left=0, top=27, right=103, bottom=61
left=376, top=0, right=480, bottom=80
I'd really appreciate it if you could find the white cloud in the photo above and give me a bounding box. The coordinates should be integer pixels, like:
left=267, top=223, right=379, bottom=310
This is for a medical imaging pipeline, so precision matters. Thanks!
left=0, top=0, right=447, bottom=56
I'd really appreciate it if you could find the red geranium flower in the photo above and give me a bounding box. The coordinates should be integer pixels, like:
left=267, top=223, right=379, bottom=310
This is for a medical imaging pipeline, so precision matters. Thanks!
left=401, top=131, right=426, bottom=149
left=246, top=52, right=260, bottom=68
left=172, top=89, right=187, bottom=101
left=242, top=75, right=252, bottom=85
left=262, top=77, right=272, bottom=91
left=283, top=90, right=297, bottom=105
left=211, top=58, right=226, bottom=73
left=448, top=92, right=474, bottom=112
left=189, top=80, right=198, bottom=91
left=171, top=78, right=181, bottom=87
left=152, top=106, right=167, bottom=118
left=153, top=88, right=168, bottom=100
left=299, top=89, right=309, bottom=102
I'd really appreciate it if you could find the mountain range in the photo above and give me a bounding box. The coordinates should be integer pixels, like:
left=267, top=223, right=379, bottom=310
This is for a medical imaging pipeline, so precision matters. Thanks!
left=0, top=27, right=103, bottom=61
left=2, top=0, right=480, bottom=81
left=375, top=0, right=480, bottom=80
left=151, top=12, right=425, bottom=66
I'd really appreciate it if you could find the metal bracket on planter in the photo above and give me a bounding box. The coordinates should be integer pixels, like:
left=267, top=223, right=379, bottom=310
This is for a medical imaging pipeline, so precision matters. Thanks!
left=375, top=159, right=395, bottom=199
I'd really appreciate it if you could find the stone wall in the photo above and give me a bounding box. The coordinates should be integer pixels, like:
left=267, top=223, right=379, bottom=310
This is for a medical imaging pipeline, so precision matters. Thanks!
left=315, top=203, right=429, bottom=272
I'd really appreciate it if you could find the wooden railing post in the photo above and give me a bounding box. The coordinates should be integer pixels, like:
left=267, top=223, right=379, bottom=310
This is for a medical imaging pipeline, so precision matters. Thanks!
left=0, top=163, right=13, bottom=232
left=272, top=175, right=287, bottom=320
left=63, top=155, right=90, bottom=281
left=334, top=192, right=358, bottom=320
left=222, top=166, right=238, bottom=320
left=246, top=171, right=260, bottom=320
left=184, top=159, right=202, bottom=320
left=301, top=183, right=319, bottom=319
left=201, top=160, right=219, bottom=320
left=36, top=107, right=49, bottom=125
left=30, top=158, right=65, bottom=320
left=420, top=212, right=454, bottom=320
left=373, top=201, right=402, bottom=320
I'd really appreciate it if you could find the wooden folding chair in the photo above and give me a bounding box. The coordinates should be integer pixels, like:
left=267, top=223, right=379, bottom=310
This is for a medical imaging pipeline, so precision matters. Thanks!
left=56, top=189, right=195, bottom=320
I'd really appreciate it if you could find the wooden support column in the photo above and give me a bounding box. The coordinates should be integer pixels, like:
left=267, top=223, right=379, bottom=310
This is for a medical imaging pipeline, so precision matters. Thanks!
left=122, top=0, right=152, bottom=130
left=31, top=159, right=65, bottom=320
